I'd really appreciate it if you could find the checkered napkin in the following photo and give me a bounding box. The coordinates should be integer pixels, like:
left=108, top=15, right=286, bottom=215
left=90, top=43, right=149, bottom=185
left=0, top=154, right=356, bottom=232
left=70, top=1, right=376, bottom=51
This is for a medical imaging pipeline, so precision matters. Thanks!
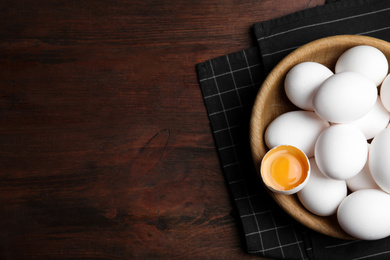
left=196, top=0, right=390, bottom=259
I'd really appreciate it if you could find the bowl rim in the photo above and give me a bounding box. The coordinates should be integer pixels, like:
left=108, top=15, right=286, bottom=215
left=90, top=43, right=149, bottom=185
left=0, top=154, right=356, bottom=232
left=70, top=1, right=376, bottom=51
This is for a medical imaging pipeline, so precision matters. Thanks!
left=249, top=34, right=390, bottom=240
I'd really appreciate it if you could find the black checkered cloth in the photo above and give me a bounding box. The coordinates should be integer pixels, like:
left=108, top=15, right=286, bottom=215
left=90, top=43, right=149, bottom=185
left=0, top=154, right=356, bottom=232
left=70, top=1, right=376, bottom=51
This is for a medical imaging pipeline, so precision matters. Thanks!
left=196, top=0, right=390, bottom=259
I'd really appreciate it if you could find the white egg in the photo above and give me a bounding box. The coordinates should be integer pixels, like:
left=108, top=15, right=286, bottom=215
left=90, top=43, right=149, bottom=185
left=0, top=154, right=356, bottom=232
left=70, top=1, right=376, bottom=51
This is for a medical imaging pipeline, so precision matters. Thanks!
left=348, top=97, right=390, bottom=140
left=314, top=124, right=368, bottom=180
left=369, top=128, right=390, bottom=193
left=313, top=72, right=377, bottom=123
left=265, top=110, right=329, bottom=157
left=346, top=144, right=381, bottom=192
left=298, top=158, right=347, bottom=216
left=337, top=189, right=390, bottom=240
left=284, top=62, right=333, bottom=111
left=380, top=74, right=390, bottom=113
left=335, top=45, right=388, bottom=86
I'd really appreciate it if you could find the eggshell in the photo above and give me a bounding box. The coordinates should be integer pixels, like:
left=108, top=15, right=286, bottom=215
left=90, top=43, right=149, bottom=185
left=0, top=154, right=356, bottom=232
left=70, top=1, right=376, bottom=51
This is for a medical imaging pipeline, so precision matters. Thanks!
left=348, top=97, right=390, bottom=140
left=337, top=189, right=390, bottom=240
left=346, top=144, right=381, bottom=192
left=380, top=74, right=390, bottom=113
left=298, top=158, right=347, bottom=216
left=261, top=145, right=310, bottom=195
left=314, top=124, right=368, bottom=180
left=265, top=110, right=330, bottom=157
left=335, top=45, right=388, bottom=86
left=313, top=71, right=377, bottom=123
left=369, top=128, right=390, bottom=193
left=284, top=62, right=333, bottom=111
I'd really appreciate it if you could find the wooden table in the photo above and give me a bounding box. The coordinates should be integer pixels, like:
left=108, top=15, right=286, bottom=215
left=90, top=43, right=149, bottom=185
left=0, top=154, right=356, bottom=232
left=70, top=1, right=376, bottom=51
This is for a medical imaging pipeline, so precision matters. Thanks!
left=0, top=0, right=325, bottom=259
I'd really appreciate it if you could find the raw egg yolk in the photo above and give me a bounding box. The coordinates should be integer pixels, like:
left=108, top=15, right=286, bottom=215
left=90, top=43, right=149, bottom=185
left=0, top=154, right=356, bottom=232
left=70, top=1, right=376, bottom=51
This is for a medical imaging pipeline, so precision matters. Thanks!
left=261, top=145, right=309, bottom=191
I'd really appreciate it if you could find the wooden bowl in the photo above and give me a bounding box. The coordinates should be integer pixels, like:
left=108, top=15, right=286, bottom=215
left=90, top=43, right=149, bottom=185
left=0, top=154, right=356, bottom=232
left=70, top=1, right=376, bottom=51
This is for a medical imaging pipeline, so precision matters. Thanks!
left=249, top=35, right=390, bottom=240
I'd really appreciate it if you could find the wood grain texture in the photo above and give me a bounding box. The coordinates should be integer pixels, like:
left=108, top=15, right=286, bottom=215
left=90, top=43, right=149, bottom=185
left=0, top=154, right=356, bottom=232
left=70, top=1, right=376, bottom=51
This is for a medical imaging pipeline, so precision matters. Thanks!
left=0, top=0, right=325, bottom=259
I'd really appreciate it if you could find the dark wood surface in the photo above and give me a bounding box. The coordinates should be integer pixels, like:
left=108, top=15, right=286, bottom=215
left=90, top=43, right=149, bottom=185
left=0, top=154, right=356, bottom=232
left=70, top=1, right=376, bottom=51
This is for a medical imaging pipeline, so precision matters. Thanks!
left=0, top=1, right=325, bottom=259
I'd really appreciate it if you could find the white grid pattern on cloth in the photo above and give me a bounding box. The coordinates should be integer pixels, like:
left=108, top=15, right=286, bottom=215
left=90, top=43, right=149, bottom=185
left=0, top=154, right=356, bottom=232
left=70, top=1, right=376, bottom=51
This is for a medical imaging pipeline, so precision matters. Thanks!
left=225, top=55, right=244, bottom=112
left=223, top=161, right=245, bottom=168
left=204, top=83, right=256, bottom=100
left=213, top=125, right=240, bottom=134
left=324, top=241, right=359, bottom=249
left=322, top=240, right=390, bottom=260
left=352, top=251, right=390, bottom=260
left=242, top=49, right=258, bottom=93
left=234, top=193, right=262, bottom=202
left=242, top=210, right=306, bottom=258
left=359, top=26, right=390, bottom=36
left=228, top=179, right=245, bottom=185
left=207, top=54, right=266, bottom=253
left=249, top=241, right=308, bottom=256
left=260, top=22, right=390, bottom=58
left=255, top=1, right=390, bottom=72
left=256, top=6, right=390, bottom=41
left=197, top=47, right=309, bottom=259
left=208, top=105, right=243, bottom=116
left=199, top=63, right=261, bottom=83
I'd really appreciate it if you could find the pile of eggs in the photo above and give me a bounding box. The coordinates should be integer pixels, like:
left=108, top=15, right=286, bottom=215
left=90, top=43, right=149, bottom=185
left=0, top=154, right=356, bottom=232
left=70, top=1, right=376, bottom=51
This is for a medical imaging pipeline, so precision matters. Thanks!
left=261, top=45, right=390, bottom=240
